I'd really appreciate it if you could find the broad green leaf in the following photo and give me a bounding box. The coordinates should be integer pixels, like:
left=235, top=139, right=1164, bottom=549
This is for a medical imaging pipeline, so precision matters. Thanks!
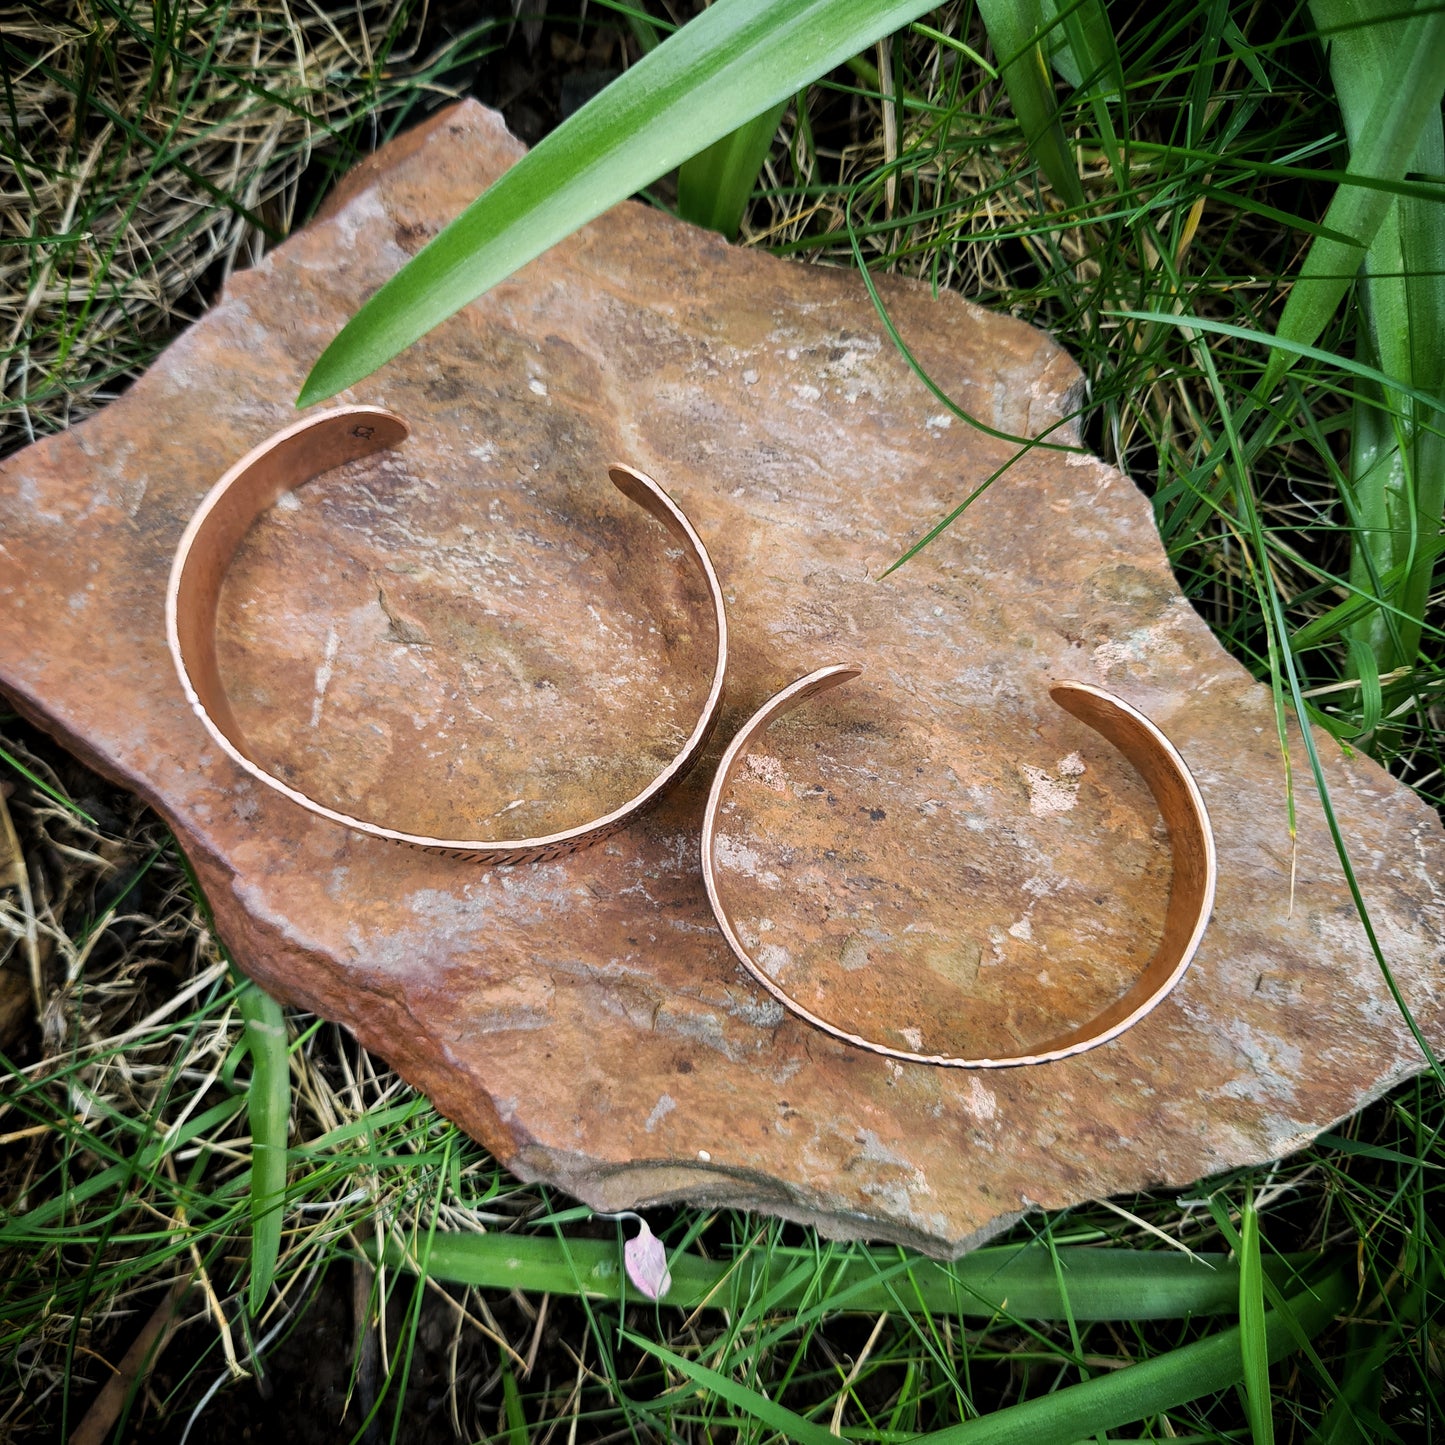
left=1315, top=0, right=1445, bottom=673
left=677, top=99, right=790, bottom=238
left=1344, top=375, right=1409, bottom=661
left=915, top=1273, right=1347, bottom=1445
left=1045, top=0, right=1124, bottom=182
left=237, top=978, right=289, bottom=1316
left=1391, top=407, right=1445, bottom=666
left=1039, top=0, right=1122, bottom=103
left=1261, top=3, right=1445, bottom=397
left=975, top=0, right=1086, bottom=208
left=379, top=1230, right=1311, bottom=1321
left=1345, top=638, right=1383, bottom=735
left=1239, top=1190, right=1275, bottom=1445
left=298, top=0, right=944, bottom=404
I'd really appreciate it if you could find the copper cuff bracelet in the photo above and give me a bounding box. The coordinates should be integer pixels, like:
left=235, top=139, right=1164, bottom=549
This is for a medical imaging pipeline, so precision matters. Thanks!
left=701, top=665, right=1217, bottom=1066
left=167, top=405, right=729, bottom=863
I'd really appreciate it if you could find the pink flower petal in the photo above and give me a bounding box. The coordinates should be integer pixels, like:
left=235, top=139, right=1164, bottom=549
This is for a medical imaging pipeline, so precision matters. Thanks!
left=623, top=1219, right=672, bottom=1300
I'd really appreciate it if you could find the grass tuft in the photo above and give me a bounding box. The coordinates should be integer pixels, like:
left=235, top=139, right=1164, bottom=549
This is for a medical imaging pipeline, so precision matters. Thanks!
left=0, top=0, right=473, bottom=453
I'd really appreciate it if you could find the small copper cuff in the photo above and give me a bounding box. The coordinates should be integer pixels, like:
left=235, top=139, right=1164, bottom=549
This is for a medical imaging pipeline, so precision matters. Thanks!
left=167, top=405, right=728, bottom=863
left=701, top=666, right=1217, bottom=1067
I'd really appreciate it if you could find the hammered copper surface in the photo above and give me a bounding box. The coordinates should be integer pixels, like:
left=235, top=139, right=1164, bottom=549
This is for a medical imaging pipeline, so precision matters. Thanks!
left=1, top=101, right=1442, bottom=1255
left=700, top=668, right=1217, bottom=1066
left=168, top=405, right=727, bottom=860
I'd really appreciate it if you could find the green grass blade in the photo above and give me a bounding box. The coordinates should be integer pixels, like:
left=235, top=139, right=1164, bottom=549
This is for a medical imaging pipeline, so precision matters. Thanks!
left=1155, top=329, right=1445, bottom=1087
left=1260, top=4, right=1445, bottom=396
left=0, top=744, right=99, bottom=824
left=624, top=1331, right=840, bottom=1445
left=975, top=0, right=1086, bottom=208
left=378, top=1230, right=1309, bottom=1320
left=1343, top=378, right=1409, bottom=663
left=914, top=1273, right=1347, bottom=1445
left=235, top=978, right=289, bottom=1317
left=1391, top=418, right=1445, bottom=667
left=676, top=99, right=789, bottom=237
left=0, top=1095, right=247, bottom=1239
left=499, top=1355, right=529, bottom=1444
left=1040, top=0, right=1103, bottom=93
left=1344, top=638, right=1383, bottom=735
left=1313, top=1130, right=1444, bottom=1168
left=1239, top=1190, right=1275, bottom=1445
left=1111, top=310, right=1445, bottom=421
left=299, top=0, right=943, bottom=404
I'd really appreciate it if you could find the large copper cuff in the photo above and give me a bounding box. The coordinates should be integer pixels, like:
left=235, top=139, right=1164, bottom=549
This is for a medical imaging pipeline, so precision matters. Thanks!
left=167, top=406, right=728, bottom=864
left=701, top=665, right=1217, bottom=1066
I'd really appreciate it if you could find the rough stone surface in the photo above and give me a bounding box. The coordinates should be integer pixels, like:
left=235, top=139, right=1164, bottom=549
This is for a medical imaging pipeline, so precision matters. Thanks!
left=2, top=101, right=1442, bottom=1257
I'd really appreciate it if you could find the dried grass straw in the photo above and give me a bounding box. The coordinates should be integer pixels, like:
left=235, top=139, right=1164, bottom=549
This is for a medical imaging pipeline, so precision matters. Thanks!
left=0, top=0, right=419, bottom=454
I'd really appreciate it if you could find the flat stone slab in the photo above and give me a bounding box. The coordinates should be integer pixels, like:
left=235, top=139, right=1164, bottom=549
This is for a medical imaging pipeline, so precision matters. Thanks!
left=2, top=101, right=1442, bottom=1256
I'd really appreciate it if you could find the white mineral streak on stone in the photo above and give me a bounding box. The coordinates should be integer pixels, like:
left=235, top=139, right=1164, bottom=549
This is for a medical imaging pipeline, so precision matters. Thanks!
left=822, top=345, right=881, bottom=404
left=925, top=413, right=953, bottom=430
left=756, top=941, right=792, bottom=978
left=308, top=625, right=341, bottom=728
left=855, top=1129, right=920, bottom=1171
left=1007, top=915, right=1034, bottom=941
left=714, top=832, right=781, bottom=886
left=839, top=935, right=872, bottom=971
left=965, top=1077, right=998, bottom=1121
left=1093, top=634, right=1150, bottom=670
left=1023, top=872, right=1062, bottom=897
left=644, top=1093, right=675, bottom=1132
left=745, top=752, right=787, bottom=789
left=1094, top=603, right=1193, bottom=674
left=1217, top=1018, right=1303, bottom=1103
left=295, top=186, right=394, bottom=269
left=654, top=996, right=783, bottom=1063
left=900, top=1026, right=924, bottom=1050
left=771, top=1057, right=804, bottom=1085
left=854, top=1130, right=946, bottom=1229
left=727, top=995, right=786, bottom=1028
left=464, top=979, right=557, bottom=1033
left=528, top=378, right=548, bottom=396
left=1021, top=761, right=1082, bottom=817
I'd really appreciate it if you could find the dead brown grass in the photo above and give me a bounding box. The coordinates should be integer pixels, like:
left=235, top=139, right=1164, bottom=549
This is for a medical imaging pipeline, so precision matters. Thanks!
left=0, top=0, right=422, bottom=454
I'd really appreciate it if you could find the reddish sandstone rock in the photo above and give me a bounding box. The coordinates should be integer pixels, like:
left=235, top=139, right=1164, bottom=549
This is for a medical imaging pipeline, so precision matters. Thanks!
left=1, top=101, right=1441, bottom=1254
